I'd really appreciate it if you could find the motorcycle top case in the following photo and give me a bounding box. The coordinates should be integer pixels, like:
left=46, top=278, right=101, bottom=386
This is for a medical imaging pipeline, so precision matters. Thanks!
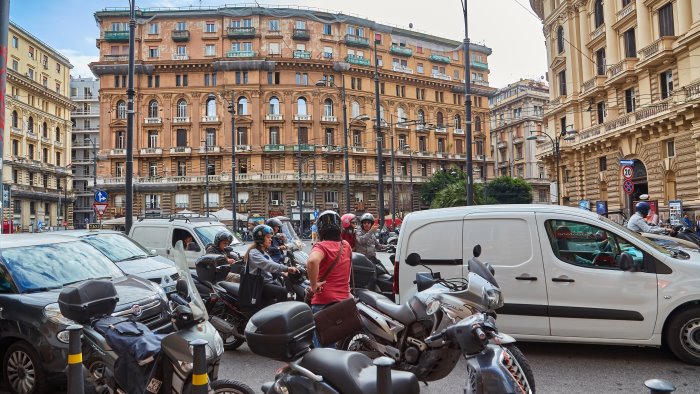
left=195, top=253, right=230, bottom=283
left=58, top=279, right=119, bottom=324
left=244, top=301, right=314, bottom=361
left=351, top=252, right=377, bottom=288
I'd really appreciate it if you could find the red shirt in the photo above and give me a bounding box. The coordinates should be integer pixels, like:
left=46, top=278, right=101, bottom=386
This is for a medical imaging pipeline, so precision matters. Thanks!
left=340, top=231, right=356, bottom=249
left=311, top=240, right=352, bottom=305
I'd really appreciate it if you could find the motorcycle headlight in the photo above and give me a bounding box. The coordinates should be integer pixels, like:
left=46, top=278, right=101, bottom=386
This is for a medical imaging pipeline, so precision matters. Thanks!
left=485, top=289, right=503, bottom=310
left=213, top=331, right=224, bottom=357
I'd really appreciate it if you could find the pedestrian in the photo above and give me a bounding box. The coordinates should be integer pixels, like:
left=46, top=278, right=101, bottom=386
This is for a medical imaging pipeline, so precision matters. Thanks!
left=310, top=220, right=318, bottom=245
left=205, top=231, right=241, bottom=282
left=682, top=214, right=693, bottom=230
left=307, top=210, right=353, bottom=348
left=245, top=224, right=299, bottom=307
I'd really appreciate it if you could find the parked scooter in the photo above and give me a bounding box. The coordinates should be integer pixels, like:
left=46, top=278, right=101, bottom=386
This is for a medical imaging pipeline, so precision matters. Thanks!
left=351, top=252, right=395, bottom=301
left=65, top=242, right=253, bottom=394
left=244, top=301, right=420, bottom=394
left=339, top=245, right=535, bottom=393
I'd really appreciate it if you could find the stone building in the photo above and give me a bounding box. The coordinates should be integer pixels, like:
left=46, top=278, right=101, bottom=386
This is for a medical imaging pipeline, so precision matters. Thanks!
left=70, top=77, right=100, bottom=227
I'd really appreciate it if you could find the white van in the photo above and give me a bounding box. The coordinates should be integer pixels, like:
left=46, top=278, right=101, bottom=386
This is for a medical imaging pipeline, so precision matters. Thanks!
left=396, top=204, right=700, bottom=364
left=128, top=217, right=247, bottom=267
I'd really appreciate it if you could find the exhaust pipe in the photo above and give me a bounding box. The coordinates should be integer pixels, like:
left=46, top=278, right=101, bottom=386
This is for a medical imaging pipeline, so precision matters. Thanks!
left=210, top=316, right=245, bottom=340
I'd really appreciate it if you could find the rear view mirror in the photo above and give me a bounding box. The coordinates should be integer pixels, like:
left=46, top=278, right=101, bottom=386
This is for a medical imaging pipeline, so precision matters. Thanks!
left=389, top=254, right=395, bottom=264
left=176, top=278, right=189, bottom=298
left=619, top=253, right=634, bottom=271
left=406, top=253, right=422, bottom=267
left=415, top=272, right=438, bottom=292
left=473, top=245, right=482, bottom=258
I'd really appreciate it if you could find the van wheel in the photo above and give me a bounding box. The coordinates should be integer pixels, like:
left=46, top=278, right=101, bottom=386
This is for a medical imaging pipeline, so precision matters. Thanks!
left=3, top=341, right=47, bottom=394
left=666, top=306, right=700, bottom=364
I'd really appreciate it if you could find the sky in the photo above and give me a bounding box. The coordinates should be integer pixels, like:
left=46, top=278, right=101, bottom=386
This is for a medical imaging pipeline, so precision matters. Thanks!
left=8, top=0, right=548, bottom=90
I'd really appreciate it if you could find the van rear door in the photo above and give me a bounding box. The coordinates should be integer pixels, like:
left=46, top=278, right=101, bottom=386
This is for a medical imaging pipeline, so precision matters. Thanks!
left=462, top=211, right=550, bottom=336
left=130, top=226, right=169, bottom=259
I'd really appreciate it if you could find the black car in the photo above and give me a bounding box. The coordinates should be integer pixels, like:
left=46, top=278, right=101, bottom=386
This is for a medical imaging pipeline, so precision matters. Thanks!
left=0, top=234, right=171, bottom=394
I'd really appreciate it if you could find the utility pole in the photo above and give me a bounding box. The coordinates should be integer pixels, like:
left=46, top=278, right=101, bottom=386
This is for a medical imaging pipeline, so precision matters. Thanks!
left=390, top=122, right=396, bottom=230
left=340, top=77, right=350, bottom=212
left=229, top=92, right=237, bottom=229
left=373, top=35, right=384, bottom=227
left=462, top=0, right=474, bottom=205
left=125, top=0, right=136, bottom=233
left=0, top=0, right=9, bottom=235
left=204, top=138, right=210, bottom=217
left=297, top=128, right=303, bottom=235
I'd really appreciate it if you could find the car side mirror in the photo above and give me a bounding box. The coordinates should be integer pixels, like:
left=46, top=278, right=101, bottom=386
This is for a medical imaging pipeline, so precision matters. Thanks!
left=176, top=278, right=189, bottom=298
left=473, top=244, right=482, bottom=258
left=619, top=253, right=634, bottom=271
left=406, top=253, right=422, bottom=267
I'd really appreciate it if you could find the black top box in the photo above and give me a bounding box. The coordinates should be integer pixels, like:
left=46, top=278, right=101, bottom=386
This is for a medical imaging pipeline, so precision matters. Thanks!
left=352, top=252, right=377, bottom=288
left=244, top=301, right=315, bottom=362
left=58, top=279, right=119, bottom=324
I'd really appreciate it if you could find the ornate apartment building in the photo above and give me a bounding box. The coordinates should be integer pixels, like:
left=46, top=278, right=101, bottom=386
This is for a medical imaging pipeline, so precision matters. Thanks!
left=70, top=77, right=100, bottom=227
left=2, top=22, right=73, bottom=231
left=530, top=0, right=700, bottom=215
left=91, top=6, right=495, bottom=221
left=489, top=79, right=551, bottom=203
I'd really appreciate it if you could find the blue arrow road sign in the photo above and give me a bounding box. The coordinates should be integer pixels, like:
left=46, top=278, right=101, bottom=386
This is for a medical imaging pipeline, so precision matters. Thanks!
left=95, top=190, right=108, bottom=203
left=619, top=160, right=634, bottom=166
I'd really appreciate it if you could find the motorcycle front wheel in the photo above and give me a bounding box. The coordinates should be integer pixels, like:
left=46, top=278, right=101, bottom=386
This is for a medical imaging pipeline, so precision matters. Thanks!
left=464, top=344, right=536, bottom=394
left=210, top=379, right=255, bottom=394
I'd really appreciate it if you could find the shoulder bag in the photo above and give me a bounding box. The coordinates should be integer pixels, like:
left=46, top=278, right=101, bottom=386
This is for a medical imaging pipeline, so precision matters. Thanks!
left=238, top=253, right=264, bottom=308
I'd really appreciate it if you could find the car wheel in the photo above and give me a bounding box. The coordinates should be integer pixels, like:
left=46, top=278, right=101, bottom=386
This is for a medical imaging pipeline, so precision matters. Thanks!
left=3, top=341, right=47, bottom=394
left=666, top=306, right=700, bottom=365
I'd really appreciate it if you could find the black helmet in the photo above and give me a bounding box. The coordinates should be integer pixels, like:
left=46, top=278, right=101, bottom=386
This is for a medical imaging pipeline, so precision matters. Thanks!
left=253, top=224, right=274, bottom=245
left=214, top=231, right=232, bottom=247
left=636, top=201, right=651, bottom=217
left=266, top=218, right=283, bottom=230
left=360, top=213, right=375, bottom=225
left=317, top=210, right=342, bottom=241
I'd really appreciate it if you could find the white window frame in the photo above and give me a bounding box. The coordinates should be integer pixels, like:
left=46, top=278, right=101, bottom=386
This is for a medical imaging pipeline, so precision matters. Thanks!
left=175, top=193, right=189, bottom=208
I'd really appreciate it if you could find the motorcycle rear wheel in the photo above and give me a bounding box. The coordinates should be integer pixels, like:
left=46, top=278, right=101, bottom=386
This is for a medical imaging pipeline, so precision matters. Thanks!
left=210, top=379, right=255, bottom=394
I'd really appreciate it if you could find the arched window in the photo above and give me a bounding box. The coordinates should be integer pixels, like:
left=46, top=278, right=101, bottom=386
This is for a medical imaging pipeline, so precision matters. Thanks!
left=237, top=97, right=248, bottom=115
left=436, top=112, right=444, bottom=127
left=55, top=127, right=61, bottom=142
left=417, top=109, right=425, bottom=125
left=206, top=96, right=216, bottom=117
left=269, top=96, right=280, bottom=114
left=324, top=98, right=333, bottom=117
left=594, top=0, right=604, bottom=28
left=556, top=26, right=564, bottom=54
left=177, top=99, right=188, bottom=118
left=27, top=116, right=34, bottom=133
left=11, top=110, right=17, bottom=128
left=454, top=114, right=462, bottom=129
left=117, top=100, right=126, bottom=119
left=397, top=107, right=406, bottom=123
left=351, top=101, right=360, bottom=118
left=148, top=100, right=159, bottom=118
left=475, top=116, right=482, bottom=132
left=297, top=97, right=307, bottom=115
left=42, top=122, right=48, bottom=138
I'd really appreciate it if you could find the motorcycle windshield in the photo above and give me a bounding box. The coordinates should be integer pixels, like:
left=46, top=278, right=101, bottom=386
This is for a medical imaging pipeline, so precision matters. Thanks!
left=278, top=218, right=304, bottom=249
left=173, top=241, right=208, bottom=321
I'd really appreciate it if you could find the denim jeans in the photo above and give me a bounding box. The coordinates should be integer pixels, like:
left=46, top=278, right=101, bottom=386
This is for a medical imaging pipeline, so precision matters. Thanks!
left=311, top=304, right=336, bottom=349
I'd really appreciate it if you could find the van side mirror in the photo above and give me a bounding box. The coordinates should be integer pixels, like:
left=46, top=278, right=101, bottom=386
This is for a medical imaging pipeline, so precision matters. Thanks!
left=473, top=245, right=482, bottom=258
left=619, top=253, right=634, bottom=271
left=406, top=253, right=422, bottom=267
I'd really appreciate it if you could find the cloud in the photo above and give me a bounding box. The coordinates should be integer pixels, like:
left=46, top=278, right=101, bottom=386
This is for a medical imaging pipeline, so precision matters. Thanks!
left=58, top=48, right=99, bottom=79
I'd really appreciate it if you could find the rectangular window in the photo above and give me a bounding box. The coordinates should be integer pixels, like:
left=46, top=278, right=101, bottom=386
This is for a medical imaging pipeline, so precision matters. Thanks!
left=11, top=59, right=17, bottom=71
left=558, top=69, right=567, bottom=96
left=148, top=131, right=159, bottom=148
left=623, top=28, right=636, bottom=58
left=659, top=3, right=675, bottom=37
left=560, top=117, right=567, bottom=134
left=204, top=74, right=210, bottom=87
left=625, top=87, right=636, bottom=113
left=666, top=140, right=675, bottom=157
left=148, top=75, right=153, bottom=87
left=599, top=156, right=607, bottom=171
left=595, top=48, right=605, bottom=76
left=323, top=23, right=332, bottom=35
left=176, top=46, right=186, bottom=55
left=269, top=42, right=280, bottom=55
left=205, top=22, right=216, bottom=33
left=183, top=74, right=188, bottom=86
left=176, top=75, right=181, bottom=86
left=11, top=36, right=17, bottom=48
left=269, top=127, right=279, bottom=145
left=205, top=44, right=215, bottom=56
left=175, top=193, right=189, bottom=207
left=269, top=20, right=279, bottom=31
left=176, top=21, right=187, bottom=31
left=325, top=128, right=334, bottom=146
left=146, top=194, right=160, bottom=209
left=596, top=101, right=605, bottom=124
left=148, top=22, right=159, bottom=34
left=660, top=70, right=673, bottom=99
left=154, top=75, right=159, bottom=87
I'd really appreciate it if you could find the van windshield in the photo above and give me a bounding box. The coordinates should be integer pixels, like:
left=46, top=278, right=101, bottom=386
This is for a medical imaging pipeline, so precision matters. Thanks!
left=195, top=225, right=242, bottom=247
left=597, top=215, right=672, bottom=256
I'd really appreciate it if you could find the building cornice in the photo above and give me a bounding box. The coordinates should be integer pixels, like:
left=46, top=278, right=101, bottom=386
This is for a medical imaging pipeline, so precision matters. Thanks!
left=8, top=70, right=76, bottom=111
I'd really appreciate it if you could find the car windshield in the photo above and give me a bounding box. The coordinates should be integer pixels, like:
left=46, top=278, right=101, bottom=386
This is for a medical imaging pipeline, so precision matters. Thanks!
left=194, top=225, right=242, bottom=246
left=0, top=241, right=124, bottom=293
left=81, top=233, right=152, bottom=262
left=597, top=215, right=672, bottom=257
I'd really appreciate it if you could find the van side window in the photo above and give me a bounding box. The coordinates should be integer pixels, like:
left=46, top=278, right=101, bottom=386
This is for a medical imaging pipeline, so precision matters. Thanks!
left=173, top=228, right=200, bottom=252
left=545, top=219, right=643, bottom=270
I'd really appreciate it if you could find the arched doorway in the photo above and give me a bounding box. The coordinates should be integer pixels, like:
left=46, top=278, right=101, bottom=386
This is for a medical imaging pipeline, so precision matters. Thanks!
left=627, top=159, right=648, bottom=215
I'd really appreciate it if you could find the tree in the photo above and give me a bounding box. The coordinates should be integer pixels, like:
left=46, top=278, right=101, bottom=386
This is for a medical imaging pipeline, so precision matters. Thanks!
left=420, top=167, right=464, bottom=205
left=431, top=180, right=491, bottom=208
left=483, top=176, right=533, bottom=204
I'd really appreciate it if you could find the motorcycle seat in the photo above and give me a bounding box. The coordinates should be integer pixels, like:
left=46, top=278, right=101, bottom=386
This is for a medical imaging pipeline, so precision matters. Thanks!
left=218, top=281, right=240, bottom=297
left=299, top=348, right=419, bottom=394
left=355, top=288, right=414, bottom=325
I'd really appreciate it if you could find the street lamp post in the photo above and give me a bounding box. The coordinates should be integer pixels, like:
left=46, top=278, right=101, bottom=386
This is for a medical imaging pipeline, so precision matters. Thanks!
left=85, top=137, right=97, bottom=223
left=227, top=93, right=237, bottom=229
left=125, top=0, right=136, bottom=234
left=297, top=127, right=303, bottom=235
left=373, top=36, right=385, bottom=227
left=57, top=184, right=62, bottom=229
left=402, top=144, right=414, bottom=213
left=527, top=128, right=576, bottom=205
left=390, top=130, right=396, bottom=230
left=202, top=139, right=210, bottom=216
left=461, top=0, right=474, bottom=206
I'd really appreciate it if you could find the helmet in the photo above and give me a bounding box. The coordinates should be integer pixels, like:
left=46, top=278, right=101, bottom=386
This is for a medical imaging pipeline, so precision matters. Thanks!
left=317, top=210, right=342, bottom=241
left=252, top=224, right=273, bottom=245
left=341, top=213, right=357, bottom=229
left=266, top=218, right=283, bottom=231
left=360, top=213, right=375, bottom=225
left=636, top=202, right=651, bottom=217
left=214, top=231, right=232, bottom=247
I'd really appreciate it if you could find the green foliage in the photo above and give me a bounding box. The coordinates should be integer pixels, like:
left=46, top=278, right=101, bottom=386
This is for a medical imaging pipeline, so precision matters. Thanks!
left=483, top=176, right=533, bottom=204
left=420, top=167, right=465, bottom=205
left=430, top=180, right=491, bottom=208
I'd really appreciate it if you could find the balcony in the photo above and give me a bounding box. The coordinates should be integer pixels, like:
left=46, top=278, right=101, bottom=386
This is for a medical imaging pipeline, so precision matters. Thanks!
left=201, top=115, right=219, bottom=123
left=416, top=124, right=431, bottom=133
left=172, top=116, right=190, bottom=124
left=72, top=109, right=100, bottom=116
left=322, top=145, right=342, bottom=152
left=226, top=50, right=256, bottom=58
left=454, top=128, right=464, bottom=135
left=606, top=58, right=638, bottom=86
left=294, top=114, right=312, bottom=121
left=172, top=53, right=189, bottom=61
left=109, top=148, right=126, bottom=156
left=497, top=141, right=507, bottom=149
left=293, top=50, right=311, bottom=59
left=590, top=24, right=605, bottom=41
left=104, top=31, right=129, bottom=42
left=345, top=54, right=370, bottom=66
left=435, top=126, right=448, bottom=133
left=580, top=75, right=606, bottom=99
left=145, top=117, right=162, bottom=124
left=352, top=146, right=367, bottom=153
left=392, top=64, right=413, bottom=74
left=199, top=146, right=221, bottom=153
left=321, top=115, right=338, bottom=122
left=104, top=54, right=128, bottom=62
left=417, top=151, right=433, bottom=157
left=578, top=125, right=602, bottom=142
left=292, top=144, right=315, bottom=152
left=171, top=30, right=190, bottom=42
left=635, top=99, right=670, bottom=121
left=617, top=3, right=635, bottom=22
left=10, top=127, right=22, bottom=136
left=471, top=61, right=489, bottom=71
left=431, top=72, right=452, bottom=81
left=637, top=36, right=677, bottom=70
left=344, top=34, right=370, bottom=48
left=265, top=114, right=283, bottom=121
left=264, top=144, right=286, bottom=152
left=429, top=54, right=451, bottom=64
left=473, top=80, right=489, bottom=87
left=235, top=145, right=252, bottom=152
left=293, top=28, right=311, bottom=40
left=227, top=26, right=256, bottom=38
left=513, top=136, right=524, bottom=145
left=169, top=146, right=192, bottom=154
left=140, top=147, right=163, bottom=155
left=26, top=131, right=38, bottom=141
left=389, top=44, right=412, bottom=57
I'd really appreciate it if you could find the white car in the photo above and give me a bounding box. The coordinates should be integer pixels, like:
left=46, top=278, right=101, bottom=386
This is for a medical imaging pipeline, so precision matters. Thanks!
left=396, top=204, right=700, bottom=364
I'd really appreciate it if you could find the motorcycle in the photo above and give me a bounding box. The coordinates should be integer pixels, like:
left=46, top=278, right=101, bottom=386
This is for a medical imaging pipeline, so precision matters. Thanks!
left=69, top=242, right=253, bottom=394
left=351, top=252, right=395, bottom=301
left=339, top=245, right=535, bottom=393
left=244, top=301, right=421, bottom=394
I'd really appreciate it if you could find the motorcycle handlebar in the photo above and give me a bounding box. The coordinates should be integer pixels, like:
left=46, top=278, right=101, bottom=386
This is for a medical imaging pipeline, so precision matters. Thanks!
left=169, top=293, right=189, bottom=306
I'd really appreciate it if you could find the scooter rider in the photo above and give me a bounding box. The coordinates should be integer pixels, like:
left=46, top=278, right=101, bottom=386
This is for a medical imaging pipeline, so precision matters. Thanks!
left=205, top=231, right=241, bottom=282
left=627, top=202, right=675, bottom=235
left=355, top=213, right=384, bottom=262
left=266, top=217, right=287, bottom=264
left=246, top=224, right=299, bottom=306
left=340, top=213, right=357, bottom=249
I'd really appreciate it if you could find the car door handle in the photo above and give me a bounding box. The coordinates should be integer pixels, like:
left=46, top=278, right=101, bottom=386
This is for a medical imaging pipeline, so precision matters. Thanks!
left=515, top=276, right=538, bottom=281
left=552, top=277, right=575, bottom=283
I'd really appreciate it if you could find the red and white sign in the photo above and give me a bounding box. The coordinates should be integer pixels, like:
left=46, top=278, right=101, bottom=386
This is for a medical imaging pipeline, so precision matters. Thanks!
left=622, top=166, right=633, bottom=180
left=93, top=203, right=109, bottom=219
left=623, top=180, right=635, bottom=195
